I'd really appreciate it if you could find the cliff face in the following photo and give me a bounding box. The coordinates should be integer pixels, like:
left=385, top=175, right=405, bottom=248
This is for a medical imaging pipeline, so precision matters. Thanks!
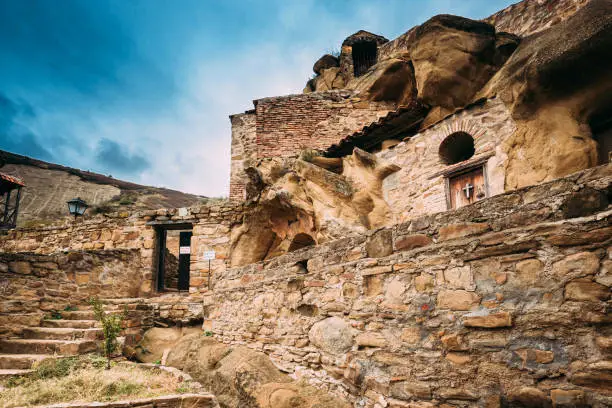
left=0, top=150, right=208, bottom=226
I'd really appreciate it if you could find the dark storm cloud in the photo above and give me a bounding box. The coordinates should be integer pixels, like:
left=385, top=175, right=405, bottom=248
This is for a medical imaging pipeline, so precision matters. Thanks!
left=95, top=138, right=150, bottom=175
left=0, top=93, right=53, bottom=161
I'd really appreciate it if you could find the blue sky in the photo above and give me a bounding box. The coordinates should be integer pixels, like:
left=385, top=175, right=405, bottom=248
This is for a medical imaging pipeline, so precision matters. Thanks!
left=0, top=0, right=515, bottom=197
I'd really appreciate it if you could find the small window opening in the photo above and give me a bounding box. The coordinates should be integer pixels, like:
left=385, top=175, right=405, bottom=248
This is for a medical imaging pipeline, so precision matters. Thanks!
left=439, top=132, right=475, bottom=165
left=352, top=41, right=378, bottom=77
left=288, top=233, right=316, bottom=252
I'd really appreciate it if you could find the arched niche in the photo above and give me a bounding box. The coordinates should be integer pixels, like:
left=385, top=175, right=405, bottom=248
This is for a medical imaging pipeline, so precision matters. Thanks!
left=439, top=132, right=475, bottom=165
left=288, top=233, right=316, bottom=252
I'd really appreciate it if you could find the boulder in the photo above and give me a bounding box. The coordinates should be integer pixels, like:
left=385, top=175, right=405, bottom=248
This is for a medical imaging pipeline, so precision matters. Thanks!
left=308, top=316, right=354, bottom=354
left=313, top=54, right=339, bottom=74
left=255, top=382, right=350, bottom=408
left=409, top=15, right=502, bottom=111
left=346, top=58, right=418, bottom=106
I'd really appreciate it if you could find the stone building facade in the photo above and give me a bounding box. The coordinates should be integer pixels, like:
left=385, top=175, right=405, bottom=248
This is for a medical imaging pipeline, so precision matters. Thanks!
left=1, top=0, right=611, bottom=406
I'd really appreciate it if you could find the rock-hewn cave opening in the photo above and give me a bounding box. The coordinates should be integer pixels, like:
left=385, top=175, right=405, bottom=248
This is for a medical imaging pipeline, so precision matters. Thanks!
left=288, top=233, right=316, bottom=252
left=352, top=41, right=378, bottom=77
left=590, top=112, right=612, bottom=165
left=439, top=132, right=475, bottom=165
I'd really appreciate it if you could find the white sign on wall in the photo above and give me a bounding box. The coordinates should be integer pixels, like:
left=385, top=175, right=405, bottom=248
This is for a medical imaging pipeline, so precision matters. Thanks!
left=203, top=250, right=216, bottom=260
left=179, top=246, right=191, bottom=255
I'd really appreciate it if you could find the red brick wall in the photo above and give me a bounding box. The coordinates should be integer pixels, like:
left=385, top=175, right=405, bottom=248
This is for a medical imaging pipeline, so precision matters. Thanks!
left=255, top=91, right=393, bottom=159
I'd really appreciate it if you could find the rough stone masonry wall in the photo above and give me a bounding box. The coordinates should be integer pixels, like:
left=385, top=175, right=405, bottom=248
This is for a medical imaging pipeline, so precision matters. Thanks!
left=208, top=164, right=612, bottom=407
left=255, top=91, right=394, bottom=159
left=379, top=98, right=516, bottom=224
left=0, top=250, right=146, bottom=338
left=229, top=111, right=256, bottom=202
left=0, top=202, right=243, bottom=330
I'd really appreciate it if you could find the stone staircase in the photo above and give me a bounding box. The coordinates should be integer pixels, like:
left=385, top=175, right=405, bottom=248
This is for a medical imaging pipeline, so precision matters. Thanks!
left=0, top=309, right=103, bottom=378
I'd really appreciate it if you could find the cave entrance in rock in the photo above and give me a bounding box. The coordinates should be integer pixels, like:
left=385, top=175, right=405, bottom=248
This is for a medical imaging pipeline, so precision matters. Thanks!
left=155, top=223, right=193, bottom=292
left=352, top=41, right=378, bottom=77
left=288, top=233, right=316, bottom=252
left=591, top=114, right=612, bottom=165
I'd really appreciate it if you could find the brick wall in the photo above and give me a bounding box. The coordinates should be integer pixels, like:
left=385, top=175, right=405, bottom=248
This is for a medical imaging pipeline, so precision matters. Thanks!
left=255, top=91, right=394, bottom=159
left=207, top=164, right=612, bottom=407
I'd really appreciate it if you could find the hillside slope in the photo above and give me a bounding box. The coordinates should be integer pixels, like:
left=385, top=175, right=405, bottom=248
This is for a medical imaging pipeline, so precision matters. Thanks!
left=0, top=150, right=212, bottom=226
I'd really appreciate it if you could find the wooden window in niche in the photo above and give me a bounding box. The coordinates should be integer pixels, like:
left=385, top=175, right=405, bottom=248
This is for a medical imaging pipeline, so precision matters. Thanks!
left=446, top=166, right=487, bottom=210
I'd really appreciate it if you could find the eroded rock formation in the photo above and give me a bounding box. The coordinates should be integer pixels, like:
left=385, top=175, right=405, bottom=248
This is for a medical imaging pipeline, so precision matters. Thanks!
left=136, top=328, right=350, bottom=408
left=230, top=148, right=399, bottom=266
left=479, top=0, right=612, bottom=189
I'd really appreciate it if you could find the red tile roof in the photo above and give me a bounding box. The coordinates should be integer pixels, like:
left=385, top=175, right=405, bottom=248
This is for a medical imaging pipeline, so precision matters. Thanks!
left=324, top=100, right=429, bottom=158
left=0, top=172, right=25, bottom=187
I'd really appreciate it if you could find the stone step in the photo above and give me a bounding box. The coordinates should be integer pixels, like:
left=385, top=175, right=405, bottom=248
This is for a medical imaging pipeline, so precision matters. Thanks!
left=59, top=311, right=97, bottom=320
left=42, top=319, right=99, bottom=329
left=0, top=368, right=33, bottom=378
left=0, top=354, right=53, bottom=370
left=23, top=327, right=102, bottom=341
left=0, top=339, right=97, bottom=355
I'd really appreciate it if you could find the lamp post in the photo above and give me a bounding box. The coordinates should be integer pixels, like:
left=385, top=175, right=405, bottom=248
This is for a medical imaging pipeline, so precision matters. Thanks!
left=67, top=197, right=89, bottom=219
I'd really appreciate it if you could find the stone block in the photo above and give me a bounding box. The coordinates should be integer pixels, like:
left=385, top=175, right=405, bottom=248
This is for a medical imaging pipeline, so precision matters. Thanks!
left=463, top=311, right=512, bottom=328
left=414, top=274, right=434, bottom=292
left=553, top=252, right=600, bottom=277
left=395, top=234, right=433, bottom=251
left=438, top=222, right=490, bottom=241
left=443, top=266, right=474, bottom=290
left=389, top=381, right=432, bottom=400
left=364, top=275, right=384, bottom=296
left=515, top=258, right=543, bottom=286
left=356, top=332, right=387, bottom=348
left=400, top=327, right=421, bottom=345
left=366, top=229, right=393, bottom=258
left=550, top=389, right=585, bottom=407
left=445, top=352, right=471, bottom=365
left=437, top=290, right=481, bottom=310
left=564, top=279, right=609, bottom=302
left=8, top=261, right=31, bottom=275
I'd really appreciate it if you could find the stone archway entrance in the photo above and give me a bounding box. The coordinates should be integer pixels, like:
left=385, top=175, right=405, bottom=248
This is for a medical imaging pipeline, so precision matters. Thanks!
left=155, top=223, right=193, bottom=292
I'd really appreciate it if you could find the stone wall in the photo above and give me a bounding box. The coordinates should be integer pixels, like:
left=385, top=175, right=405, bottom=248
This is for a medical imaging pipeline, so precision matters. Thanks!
left=0, top=202, right=243, bottom=296
left=255, top=91, right=393, bottom=159
left=484, top=0, right=590, bottom=37
left=378, top=98, right=516, bottom=224
left=207, top=164, right=612, bottom=407
left=229, top=111, right=256, bottom=202
left=0, top=250, right=146, bottom=337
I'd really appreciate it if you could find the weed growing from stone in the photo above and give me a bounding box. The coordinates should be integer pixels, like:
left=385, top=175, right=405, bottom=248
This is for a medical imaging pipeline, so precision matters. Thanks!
left=88, top=297, right=128, bottom=369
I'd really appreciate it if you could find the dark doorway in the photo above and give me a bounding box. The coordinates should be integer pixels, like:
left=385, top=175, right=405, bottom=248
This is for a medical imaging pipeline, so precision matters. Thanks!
left=155, top=224, right=193, bottom=292
left=352, top=41, right=378, bottom=77
left=592, top=115, right=612, bottom=165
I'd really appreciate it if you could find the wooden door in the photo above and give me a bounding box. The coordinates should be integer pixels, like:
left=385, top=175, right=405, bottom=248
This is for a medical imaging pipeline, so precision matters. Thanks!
left=448, top=167, right=486, bottom=210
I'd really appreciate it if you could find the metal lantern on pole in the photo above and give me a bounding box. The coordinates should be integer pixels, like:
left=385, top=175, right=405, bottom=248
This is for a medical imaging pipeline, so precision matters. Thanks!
left=67, top=197, right=88, bottom=219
